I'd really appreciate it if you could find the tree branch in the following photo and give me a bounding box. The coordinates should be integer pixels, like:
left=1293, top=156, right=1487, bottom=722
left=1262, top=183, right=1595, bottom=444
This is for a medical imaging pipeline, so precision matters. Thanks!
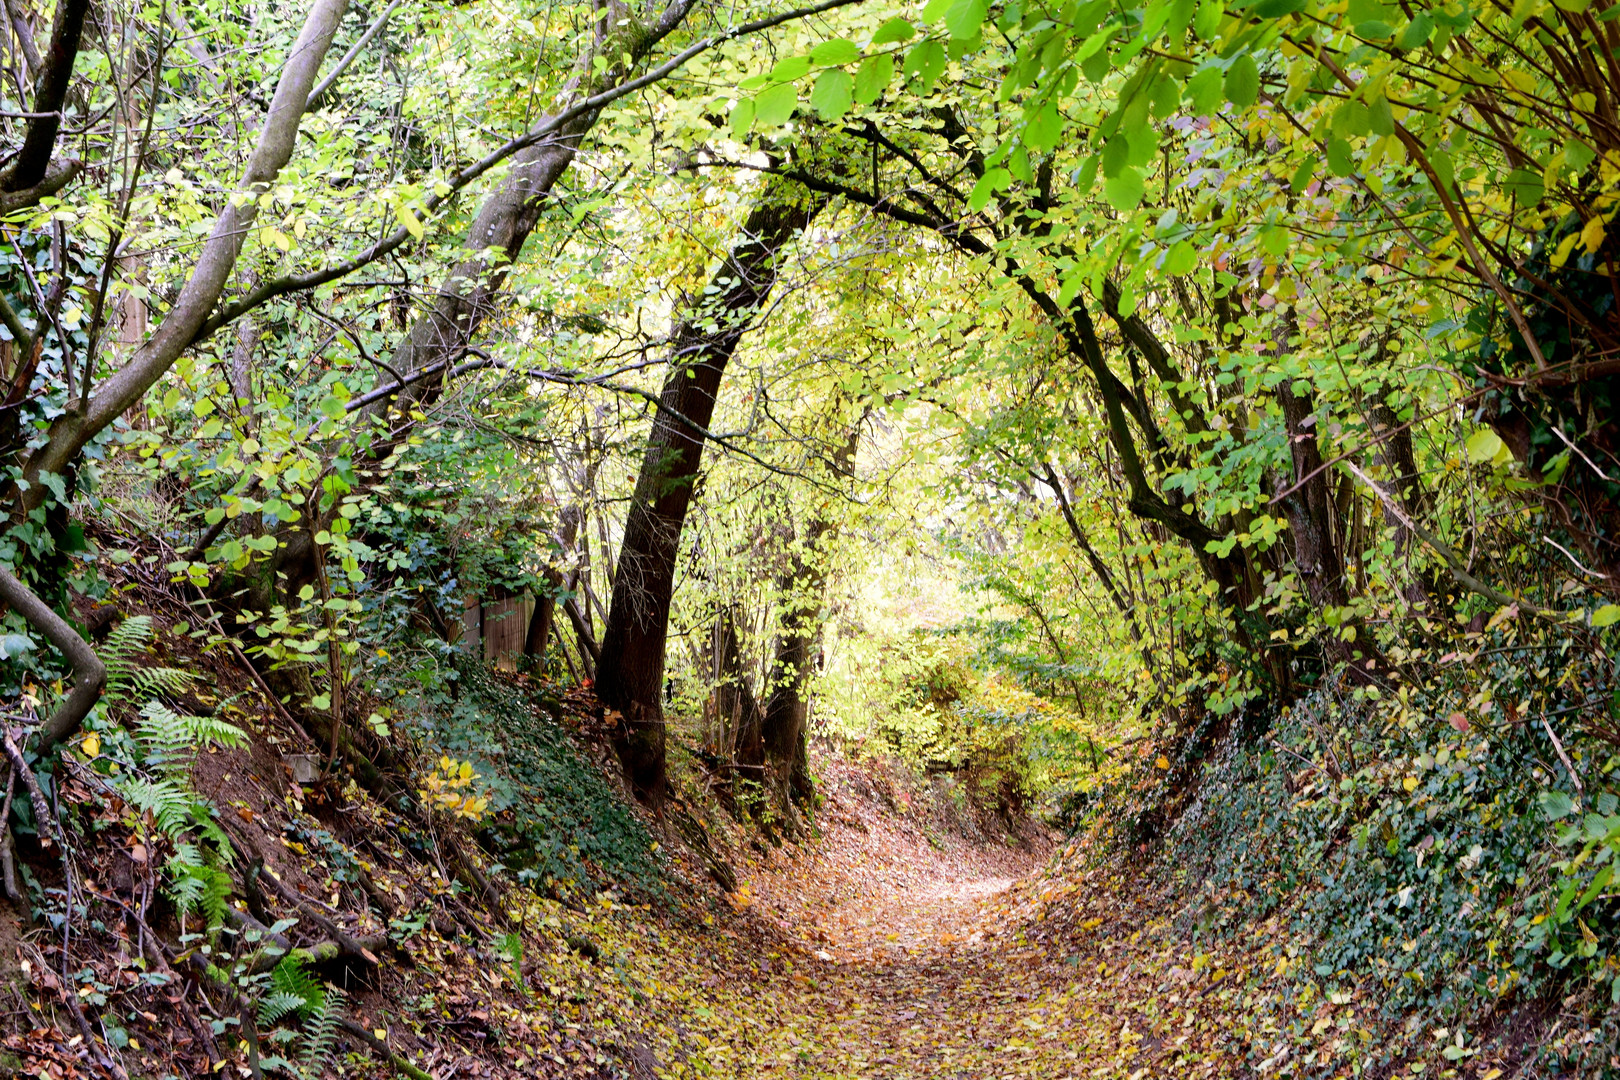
left=0, top=566, right=105, bottom=753
left=0, top=0, right=88, bottom=192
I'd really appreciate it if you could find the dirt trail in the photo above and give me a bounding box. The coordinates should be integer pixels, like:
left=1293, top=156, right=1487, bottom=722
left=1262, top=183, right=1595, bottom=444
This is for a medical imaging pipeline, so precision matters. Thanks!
left=699, top=762, right=1260, bottom=1078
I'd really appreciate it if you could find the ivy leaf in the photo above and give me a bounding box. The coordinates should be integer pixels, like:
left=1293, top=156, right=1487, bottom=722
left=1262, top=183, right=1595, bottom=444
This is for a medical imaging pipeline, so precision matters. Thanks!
left=1539, top=791, right=1576, bottom=819
left=810, top=68, right=854, bottom=120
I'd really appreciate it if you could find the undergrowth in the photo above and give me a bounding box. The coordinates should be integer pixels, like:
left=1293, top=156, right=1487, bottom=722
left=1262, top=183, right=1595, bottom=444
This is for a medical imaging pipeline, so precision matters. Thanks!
left=393, top=654, right=664, bottom=899
left=1134, top=641, right=1620, bottom=1074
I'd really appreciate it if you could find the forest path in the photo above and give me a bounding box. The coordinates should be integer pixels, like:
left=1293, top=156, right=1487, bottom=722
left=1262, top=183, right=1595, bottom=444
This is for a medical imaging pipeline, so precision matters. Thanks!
left=714, top=763, right=1209, bottom=1079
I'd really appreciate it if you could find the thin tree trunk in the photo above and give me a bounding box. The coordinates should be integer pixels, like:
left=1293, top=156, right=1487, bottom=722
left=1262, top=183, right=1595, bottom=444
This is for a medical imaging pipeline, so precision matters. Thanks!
left=597, top=179, right=827, bottom=805
left=760, top=414, right=862, bottom=811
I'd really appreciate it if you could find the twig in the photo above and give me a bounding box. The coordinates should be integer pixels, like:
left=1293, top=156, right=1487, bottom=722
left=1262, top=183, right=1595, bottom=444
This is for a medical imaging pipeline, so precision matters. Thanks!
left=1549, top=423, right=1612, bottom=482
left=1542, top=535, right=1608, bottom=579
left=0, top=764, right=18, bottom=902
left=1541, top=716, right=1584, bottom=794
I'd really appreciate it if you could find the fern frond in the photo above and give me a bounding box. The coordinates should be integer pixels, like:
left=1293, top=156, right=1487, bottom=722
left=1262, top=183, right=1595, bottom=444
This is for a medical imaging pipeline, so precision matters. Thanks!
left=165, top=867, right=204, bottom=916
left=122, top=776, right=195, bottom=835
left=270, top=954, right=325, bottom=1017
left=102, top=616, right=198, bottom=706
left=135, top=701, right=246, bottom=779
left=257, top=991, right=306, bottom=1027
left=300, top=987, right=345, bottom=1074
left=126, top=665, right=197, bottom=702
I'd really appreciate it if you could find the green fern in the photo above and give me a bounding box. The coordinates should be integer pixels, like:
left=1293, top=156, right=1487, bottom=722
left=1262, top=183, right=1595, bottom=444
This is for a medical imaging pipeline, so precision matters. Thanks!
left=120, top=776, right=196, bottom=835
left=166, top=858, right=231, bottom=926
left=269, top=954, right=326, bottom=1018
left=101, top=616, right=194, bottom=706
left=135, top=701, right=246, bottom=779
left=257, top=991, right=307, bottom=1027
left=300, top=987, right=345, bottom=1076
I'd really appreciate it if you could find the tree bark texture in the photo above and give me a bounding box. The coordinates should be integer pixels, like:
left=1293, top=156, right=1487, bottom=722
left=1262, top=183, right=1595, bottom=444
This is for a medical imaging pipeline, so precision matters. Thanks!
left=597, top=180, right=827, bottom=805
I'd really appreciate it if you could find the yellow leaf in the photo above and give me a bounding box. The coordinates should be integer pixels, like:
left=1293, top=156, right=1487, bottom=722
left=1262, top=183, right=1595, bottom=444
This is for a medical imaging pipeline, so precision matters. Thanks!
left=397, top=203, right=424, bottom=240
left=1155, top=756, right=1170, bottom=770
left=80, top=732, right=100, bottom=758
left=1402, top=776, right=1419, bottom=792
left=1581, top=213, right=1607, bottom=254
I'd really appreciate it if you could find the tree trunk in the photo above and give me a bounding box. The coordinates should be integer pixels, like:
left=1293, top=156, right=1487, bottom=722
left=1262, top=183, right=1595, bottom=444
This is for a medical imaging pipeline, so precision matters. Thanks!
left=711, top=604, right=765, bottom=770
left=597, top=179, right=827, bottom=805
left=760, top=415, right=861, bottom=811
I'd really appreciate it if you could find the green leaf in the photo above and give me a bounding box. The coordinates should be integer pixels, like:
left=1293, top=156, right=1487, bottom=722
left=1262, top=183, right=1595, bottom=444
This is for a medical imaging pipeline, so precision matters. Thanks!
left=1163, top=239, right=1198, bottom=274
left=968, top=168, right=1011, bottom=211
left=854, top=53, right=895, bottom=104
left=1194, top=0, right=1224, bottom=38
left=1353, top=18, right=1393, bottom=36
left=1250, top=0, right=1306, bottom=15
left=1465, top=429, right=1505, bottom=464
left=318, top=396, right=346, bottom=421
left=1592, top=604, right=1620, bottom=629
left=0, top=633, right=34, bottom=660
left=1326, top=137, right=1354, bottom=176
left=871, top=16, right=917, bottom=43
left=729, top=97, right=755, bottom=140
left=1396, top=12, right=1433, bottom=47
left=945, top=0, right=989, bottom=40
left=754, top=82, right=797, bottom=126
left=1290, top=155, right=1316, bottom=191
left=1102, top=134, right=1130, bottom=178
left=810, top=39, right=861, bottom=65
left=1367, top=94, right=1394, bottom=136
left=770, top=56, right=812, bottom=83
left=921, top=0, right=952, bottom=21
left=1104, top=167, right=1146, bottom=210
left=1540, top=790, right=1576, bottom=820
left=1504, top=168, right=1544, bottom=205
left=810, top=68, right=854, bottom=119
left=1185, top=65, right=1223, bottom=113
left=1563, top=137, right=1597, bottom=174
left=1224, top=54, right=1259, bottom=108
left=1026, top=103, right=1063, bottom=153
left=905, top=40, right=947, bottom=93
